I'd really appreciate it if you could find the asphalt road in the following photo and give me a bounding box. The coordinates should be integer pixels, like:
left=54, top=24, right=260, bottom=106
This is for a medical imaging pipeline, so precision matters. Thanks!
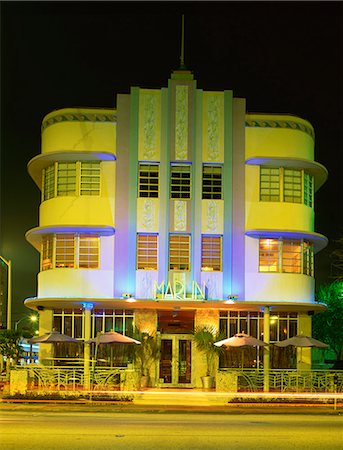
left=1, top=408, right=342, bottom=450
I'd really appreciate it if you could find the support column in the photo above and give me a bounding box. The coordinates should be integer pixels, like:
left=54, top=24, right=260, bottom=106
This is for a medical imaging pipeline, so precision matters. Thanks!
left=83, top=307, right=92, bottom=389
left=263, top=306, right=270, bottom=392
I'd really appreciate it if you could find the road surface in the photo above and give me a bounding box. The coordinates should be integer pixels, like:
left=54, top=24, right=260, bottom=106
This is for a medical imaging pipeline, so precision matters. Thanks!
left=1, top=408, right=342, bottom=449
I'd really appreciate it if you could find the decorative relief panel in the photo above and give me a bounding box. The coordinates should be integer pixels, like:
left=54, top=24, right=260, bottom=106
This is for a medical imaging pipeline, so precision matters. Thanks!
left=139, top=90, right=161, bottom=161
left=137, top=198, right=159, bottom=232
left=207, top=200, right=218, bottom=231
left=42, top=112, right=117, bottom=131
left=175, top=85, right=188, bottom=160
left=203, top=93, right=224, bottom=162
left=174, top=200, right=187, bottom=231
left=136, top=270, right=158, bottom=299
left=202, top=200, right=224, bottom=234
left=200, top=272, right=223, bottom=300
left=172, top=271, right=186, bottom=289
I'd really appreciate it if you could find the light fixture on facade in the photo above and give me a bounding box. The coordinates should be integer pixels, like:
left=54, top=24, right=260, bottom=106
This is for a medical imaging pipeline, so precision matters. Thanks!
left=82, top=302, right=94, bottom=310
left=224, top=294, right=238, bottom=305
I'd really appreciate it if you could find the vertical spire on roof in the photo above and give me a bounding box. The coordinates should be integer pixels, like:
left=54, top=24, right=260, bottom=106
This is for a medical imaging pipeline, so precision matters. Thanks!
left=179, top=14, right=186, bottom=70
left=171, top=14, right=193, bottom=79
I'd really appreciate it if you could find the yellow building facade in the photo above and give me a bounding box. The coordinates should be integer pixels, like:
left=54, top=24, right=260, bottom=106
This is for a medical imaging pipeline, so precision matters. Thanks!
left=25, top=69, right=328, bottom=388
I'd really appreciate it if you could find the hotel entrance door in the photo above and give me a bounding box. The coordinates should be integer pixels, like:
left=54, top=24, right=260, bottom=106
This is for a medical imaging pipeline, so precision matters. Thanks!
left=159, top=334, right=192, bottom=387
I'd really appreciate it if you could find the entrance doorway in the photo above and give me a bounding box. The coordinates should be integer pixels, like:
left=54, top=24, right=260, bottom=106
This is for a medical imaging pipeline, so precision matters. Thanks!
left=158, top=334, right=192, bottom=387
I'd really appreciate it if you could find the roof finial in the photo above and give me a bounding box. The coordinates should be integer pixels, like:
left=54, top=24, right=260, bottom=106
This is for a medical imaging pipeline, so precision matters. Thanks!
left=179, top=15, right=186, bottom=70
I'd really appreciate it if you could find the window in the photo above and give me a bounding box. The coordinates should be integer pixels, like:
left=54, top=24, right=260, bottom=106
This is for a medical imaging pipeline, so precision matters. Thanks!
left=92, top=309, right=134, bottom=337
left=41, top=234, right=100, bottom=270
left=42, top=161, right=101, bottom=200
left=219, top=311, right=264, bottom=369
left=137, top=234, right=158, bottom=270
left=55, top=234, right=75, bottom=268
left=170, top=164, right=191, bottom=199
left=260, top=167, right=280, bottom=201
left=284, top=169, right=301, bottom=203
left=202, top=165, right=222, bottom=199
left=53, top=308, right=84, bottom=338
left=303, top=241, right=314, bottom=276
left=304, top=173, right=314, bottom=207
left=138, top=163, right=159, bottom=197
left=169, top=234, right=190, bottom=271
left=42, top=235, right=53, bottom=271
left=260, top=166, right=314, bottom=207
left=80, top=162, right=101, bottom=195
left=259, top=239, right=279, bottom=272
left=57, top=163, right=76, bottom=196
left=282, top=240, right=301, bottom=273
left=219, top=311, right=298, bottom=369
left=43, top=165, right=55, bottom=201
left=79, top=234, right=99, bottom=268
left=201, top=235, right=222, bottom=271
left=259, top=239, right=314, bottom=276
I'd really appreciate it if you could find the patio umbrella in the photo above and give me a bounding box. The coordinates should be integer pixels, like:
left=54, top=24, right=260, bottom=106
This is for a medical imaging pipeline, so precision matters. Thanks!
left=274, top=335, right=328, bottom=364
left=29, top=331, right=80, bottom=343
left=274, top=335, right=328, bottom=348
left=28, top=331, right=82, bottom=366
left=214, top=332, right=267, bottom=368
left=85, top=331, right=141, bottom=345
left=85, top=331, right=141, bottom=368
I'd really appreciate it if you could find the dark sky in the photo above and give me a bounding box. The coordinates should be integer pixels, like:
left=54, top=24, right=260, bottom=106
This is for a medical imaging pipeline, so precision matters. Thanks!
left=1, top=1, right=342, bottom=321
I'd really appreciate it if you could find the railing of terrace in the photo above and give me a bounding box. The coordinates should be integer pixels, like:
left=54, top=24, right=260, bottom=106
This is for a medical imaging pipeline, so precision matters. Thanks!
left=10, top=366, right=343, bottom=393
left=19, top=366, right=131, bottom=391
left=217, top=369, right=343, bottom=393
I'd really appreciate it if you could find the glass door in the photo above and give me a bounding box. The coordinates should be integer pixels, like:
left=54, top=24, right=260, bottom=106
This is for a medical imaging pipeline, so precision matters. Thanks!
left=159, top=334, right=192, bottom=387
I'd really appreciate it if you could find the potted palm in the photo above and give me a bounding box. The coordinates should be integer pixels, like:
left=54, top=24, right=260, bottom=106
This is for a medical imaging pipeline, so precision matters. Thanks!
left=132, top=328, right=160, bottom=389
left=193, top=325, right=224, bottom=389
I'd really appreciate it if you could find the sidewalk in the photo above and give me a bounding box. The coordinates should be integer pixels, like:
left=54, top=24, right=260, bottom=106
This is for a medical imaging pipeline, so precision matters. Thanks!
left=1, top=388, right=342, bottom=414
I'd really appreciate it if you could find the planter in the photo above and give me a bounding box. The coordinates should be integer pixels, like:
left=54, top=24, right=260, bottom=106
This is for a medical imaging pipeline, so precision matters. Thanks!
left=201, top=375, right=215, bottom=389
left=140, top=375, right=149, bottom=389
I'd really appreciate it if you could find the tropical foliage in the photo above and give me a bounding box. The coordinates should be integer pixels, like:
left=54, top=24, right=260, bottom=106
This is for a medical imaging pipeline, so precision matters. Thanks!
left=0, top=329, right=23, bottom=377
left=193, top=325, right=225, bottom=377
left=313, top=280, right=343, bottom=360
left=132, top=328, right=160, bottom=377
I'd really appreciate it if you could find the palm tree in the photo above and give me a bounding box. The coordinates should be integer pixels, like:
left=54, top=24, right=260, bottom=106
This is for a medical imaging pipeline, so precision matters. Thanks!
left=132, top=328, right=160, bottom=386
left=193, top=325, right=224, bottom=377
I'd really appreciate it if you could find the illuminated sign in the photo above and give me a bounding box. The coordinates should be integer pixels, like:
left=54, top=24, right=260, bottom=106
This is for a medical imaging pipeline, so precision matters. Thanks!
left=153, top=280, right=206, bottom=301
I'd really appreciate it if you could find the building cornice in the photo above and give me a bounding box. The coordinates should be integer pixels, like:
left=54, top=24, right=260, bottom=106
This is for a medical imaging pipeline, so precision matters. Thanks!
left=245, top=114, right=315, bottom=140
left=42, top=109, right=117, bottom=132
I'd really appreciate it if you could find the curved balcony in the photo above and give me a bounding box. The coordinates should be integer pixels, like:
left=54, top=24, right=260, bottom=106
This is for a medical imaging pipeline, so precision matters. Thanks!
left=246, top=201, right=314, bottom=235
left=39, top=195, right=115, bottom=228
left=245, top=272, right=315, bottom=304
left=41, top=108, right=117, bottom=155
left=245, top=113, right=315, bottom=161
left=37, top=268, right=114, bottom=299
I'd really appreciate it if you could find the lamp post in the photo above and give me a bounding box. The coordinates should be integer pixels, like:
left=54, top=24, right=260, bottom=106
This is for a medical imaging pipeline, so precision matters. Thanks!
left=15, top=315, right=38, bottom=331
left=0, top=255, right=11, bottom=330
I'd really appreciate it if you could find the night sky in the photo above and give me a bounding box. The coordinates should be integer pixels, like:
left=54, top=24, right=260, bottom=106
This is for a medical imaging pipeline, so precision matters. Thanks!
left=1, top=1, right=342, bottom=322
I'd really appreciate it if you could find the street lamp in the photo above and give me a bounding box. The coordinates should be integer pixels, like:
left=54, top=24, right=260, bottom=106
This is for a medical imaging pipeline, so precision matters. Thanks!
left=0, top=255, right=11, bottom=330
left=15, top=314, right=38, bottom=331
